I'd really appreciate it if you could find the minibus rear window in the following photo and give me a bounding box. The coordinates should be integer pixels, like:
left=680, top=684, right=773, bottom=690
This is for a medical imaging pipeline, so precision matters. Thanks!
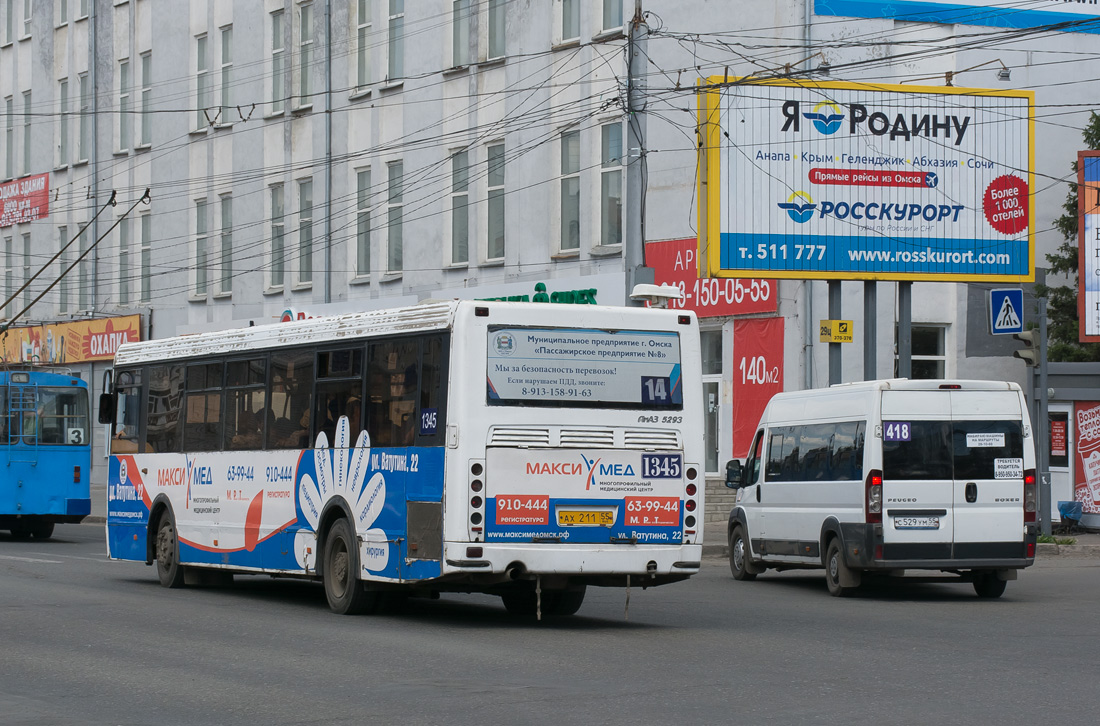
left=952, top=421, right=1024, bottom=480
left=883, top=420, right=1025, bottom=481
left=882, top=421, right=952, bottom=480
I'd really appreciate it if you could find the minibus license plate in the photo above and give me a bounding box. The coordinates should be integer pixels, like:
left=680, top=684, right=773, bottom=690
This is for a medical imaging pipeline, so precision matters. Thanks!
left=557, top=510, right=614, bottom=526
left=894, top=516, right=939, bottom=529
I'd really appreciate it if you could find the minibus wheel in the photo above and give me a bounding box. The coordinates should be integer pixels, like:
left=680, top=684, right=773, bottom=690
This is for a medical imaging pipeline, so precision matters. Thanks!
left=824, top=539, right=856, bottom=597
left=972, top=572, right=1007, bottom=599
left=728, top=526, right=758, bottom=581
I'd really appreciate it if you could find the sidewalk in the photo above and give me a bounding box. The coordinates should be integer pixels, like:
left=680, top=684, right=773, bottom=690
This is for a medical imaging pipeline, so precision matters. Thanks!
left=700, top=520, right=1100, bottom=559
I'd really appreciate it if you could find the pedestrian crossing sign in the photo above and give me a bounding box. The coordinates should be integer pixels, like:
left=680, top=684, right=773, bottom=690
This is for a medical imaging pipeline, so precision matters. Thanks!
left=990, top=289, right=1024, bottom=335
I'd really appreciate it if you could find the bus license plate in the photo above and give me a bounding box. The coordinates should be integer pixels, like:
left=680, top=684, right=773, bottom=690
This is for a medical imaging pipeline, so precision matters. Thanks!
left=894, top=516, right=940, bottom=530
left=557, top=510, right=614, bottom=527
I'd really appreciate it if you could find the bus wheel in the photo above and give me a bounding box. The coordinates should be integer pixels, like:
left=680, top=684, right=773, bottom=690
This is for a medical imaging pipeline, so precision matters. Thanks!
left=155, top=515, right=186, bottom=588
left=502, top=585, right=586, bottom=618
left=323, top=519, right=379, bottom=615
left=8, top=524, right=32, bottom=540
left=825, top=539, right=856, bottom=597
left=547, top=585, right=586, bottom=617
left=729, top=526, right=758, bottom=581
left=31, top=522, right=55, bottom=540
left=973, top=572, right=1007, bottom=599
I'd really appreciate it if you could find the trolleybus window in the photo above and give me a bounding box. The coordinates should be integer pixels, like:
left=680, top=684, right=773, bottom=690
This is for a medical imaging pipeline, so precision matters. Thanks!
left=270, top=349, right=314, bottom=449
left=226, top=358, right=268, bottom=451
left=146, top=364, right=183, bottom=453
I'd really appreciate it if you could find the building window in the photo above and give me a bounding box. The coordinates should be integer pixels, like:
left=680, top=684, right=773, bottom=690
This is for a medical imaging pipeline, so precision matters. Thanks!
left=562, top=0, right=579, bottom=41
left=78, top=74, right=90, bottom=162
left=701, top=329, right=722, bottom=474
left=140, top=213, right=151, bottom=302
left=22, top=0, right=29, bottom=37
left=139, top=52, right=152, bottom=146
left=356, top=0, right=371, bottom=89
left=196, top=34, right=209, bottom=128
left=118, top=60, right=131, bottom=151
left=298, top=178, right=313, bottom=283
left=600, top=122, right=623, bottom=247
left=78, top=225, right=89, bottom=310
left=487, top=143, right=505, bottom=260
left=220, top=26, right=233, bottom=114
left=3, top=237, right=11, bottom=318
left=387, top=0, right=403, bottom=81
left=194, top=199, right=208, bottom=296
left=59, top=0, right=67, bottom=25
left=22, top=91, right=30, bottom=175
left=58, top=79, right=69, bottom=166
left=902, top=325, right=947, bottom=379
left=560, top=130, right=580, bottom=252
left=450, top=151, right=469, bottom=264
left=270, top=184, right=285, bottom=287
left=298, top=2, right=313, bottom=104
left=3, top=0, right=12, bottom=44
left=21, top=232, right=29, bottom=309
left=602, top=0, right=622, bottom=31
left=487, top=0, right=505, bottom=60
left=118, top=217, right=130, bottom=305
left=356, top=169, right=370, bottom=276
left=78, top=0, right=87, bottom=18
left=58, top=226, right=69, bottom=313
left=4, top=97, right=12, bottom=179
left=271, top=10, right=285, bottom=113
left=386, top=161, right=402, bottom=272
left=452, top=0, right=468, bottom=67
left=219, top=195, right=232, bottom=294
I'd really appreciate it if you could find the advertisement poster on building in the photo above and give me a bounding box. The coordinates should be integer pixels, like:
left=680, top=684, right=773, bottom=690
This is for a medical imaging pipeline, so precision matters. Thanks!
left=732, top=317, right=784, bottom=457
left=1075, top=401, right=1100, bottom=514
left=1078, top=150, right=1100, bottom=342
left=645, top=237, right=777, bottom=317
left=0, top=173, right=50, bottom=228
left=0, top=315, right=141, bottom=364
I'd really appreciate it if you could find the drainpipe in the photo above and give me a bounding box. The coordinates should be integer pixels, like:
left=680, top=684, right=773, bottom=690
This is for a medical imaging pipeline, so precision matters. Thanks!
left=91, top=0, right=99, bottom=312
left=324, top=0, right=333, bottom=304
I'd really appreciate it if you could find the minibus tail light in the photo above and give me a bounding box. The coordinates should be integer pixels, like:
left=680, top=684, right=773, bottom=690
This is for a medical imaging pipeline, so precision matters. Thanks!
left=1023, top=469, right=1037, bottom=523
left=865, top=469, right=883, bottom=524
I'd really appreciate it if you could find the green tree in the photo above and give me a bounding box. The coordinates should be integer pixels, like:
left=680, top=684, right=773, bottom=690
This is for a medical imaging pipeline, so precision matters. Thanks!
left=1036, top=111, right=1100, bottom=361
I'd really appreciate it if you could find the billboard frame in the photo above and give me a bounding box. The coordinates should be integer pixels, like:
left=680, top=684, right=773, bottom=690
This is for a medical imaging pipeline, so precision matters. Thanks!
left=1079, top=150, right=1100, bottom=343
left=697, top=76, right=1036, bottom=283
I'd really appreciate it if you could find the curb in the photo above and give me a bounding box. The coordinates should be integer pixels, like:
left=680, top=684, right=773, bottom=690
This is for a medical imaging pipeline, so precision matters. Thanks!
left=703, top=542, right=1100, bottom=560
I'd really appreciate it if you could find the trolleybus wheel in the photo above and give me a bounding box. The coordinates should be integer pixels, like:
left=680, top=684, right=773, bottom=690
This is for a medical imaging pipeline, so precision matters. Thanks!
left=973, top=572, right=1007, bottom=599
left=31, top=521, right=54, bottom=540
left=8, top=524, right=32, bottom=540
left=155, top=515, right=186, bottom=588
left=323, top=518, right=379, bottom=615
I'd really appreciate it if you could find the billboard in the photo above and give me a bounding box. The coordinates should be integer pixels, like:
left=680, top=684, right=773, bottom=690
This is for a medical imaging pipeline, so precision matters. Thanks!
left=0, top=314, right=141, bottom=364
left=698, top=79, right=1034, bottom=282
left=732, top=317, right=784, bottom=458
left=645, top=237, right=777, bottom=317
left=0, top=173, right=49, bottom=228
left=814, top=1, right=1100, bottom=32
left=1079, top=151, right=1100, bottom=343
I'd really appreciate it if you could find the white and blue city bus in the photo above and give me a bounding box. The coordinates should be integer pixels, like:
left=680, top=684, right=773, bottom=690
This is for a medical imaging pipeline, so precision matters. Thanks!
left=103, top=299, right=705, bottom=616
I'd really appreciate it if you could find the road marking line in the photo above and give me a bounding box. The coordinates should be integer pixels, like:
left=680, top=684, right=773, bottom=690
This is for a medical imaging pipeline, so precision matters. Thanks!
left=0, top=555, right=63, bottom=564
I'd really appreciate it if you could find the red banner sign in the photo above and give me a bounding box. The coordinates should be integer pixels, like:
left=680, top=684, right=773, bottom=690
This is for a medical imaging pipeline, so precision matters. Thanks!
left=646, top=238, right=777, bottom=318
left=732, top=317, right=784, bottom=458
left=1075, top=401, right=1100, bottom=514
left=0, top=173, right=50, bottom=228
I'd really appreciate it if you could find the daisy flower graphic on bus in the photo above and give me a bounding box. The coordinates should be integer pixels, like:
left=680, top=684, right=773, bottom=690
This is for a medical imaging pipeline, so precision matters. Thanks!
left=294, top=415, right=389, bottom=575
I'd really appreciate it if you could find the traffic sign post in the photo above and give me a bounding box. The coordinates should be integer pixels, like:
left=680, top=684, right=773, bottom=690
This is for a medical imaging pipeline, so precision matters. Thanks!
left=990, top=288, right=1024, bottom=335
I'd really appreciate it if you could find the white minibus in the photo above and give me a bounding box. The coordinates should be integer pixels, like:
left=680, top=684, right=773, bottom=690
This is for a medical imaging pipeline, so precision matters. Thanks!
left=725, top=379, right=1037, bottom=598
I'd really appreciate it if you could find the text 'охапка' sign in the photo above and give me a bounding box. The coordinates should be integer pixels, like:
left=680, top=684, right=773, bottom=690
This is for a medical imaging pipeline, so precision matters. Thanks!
left=698, top=79, right=1034, bottom=282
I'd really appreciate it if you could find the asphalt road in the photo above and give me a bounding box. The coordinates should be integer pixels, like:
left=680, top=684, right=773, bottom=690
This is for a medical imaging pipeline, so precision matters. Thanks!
left=1, top=524, right=1096, bottom=726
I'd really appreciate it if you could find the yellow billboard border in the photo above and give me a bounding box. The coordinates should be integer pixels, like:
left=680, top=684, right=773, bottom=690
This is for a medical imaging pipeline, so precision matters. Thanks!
left=697, top=76, right=1036, bottom=283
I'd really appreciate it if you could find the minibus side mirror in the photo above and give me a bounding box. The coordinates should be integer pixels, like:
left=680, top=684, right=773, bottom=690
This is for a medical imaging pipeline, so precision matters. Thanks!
left=725, top=459, right=743, bottom=489
left=98, top=393, right=115, bottom=425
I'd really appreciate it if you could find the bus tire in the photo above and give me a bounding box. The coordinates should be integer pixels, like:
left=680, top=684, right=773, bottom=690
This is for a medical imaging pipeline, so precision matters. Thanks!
left=825, top=539, right=855, bottom=597
left=729, top=526, right=758, bottom=581
left=31, top=521, right=55, bottom=540
left=973, top=572, right=1007, bottom=599
left=9, top=523, right=31, bottom=540
left=501, top=585, right=586, bottom=618
left=155, top=514, right=186, bottom=588
left=323, top=519, right=379, bottom=615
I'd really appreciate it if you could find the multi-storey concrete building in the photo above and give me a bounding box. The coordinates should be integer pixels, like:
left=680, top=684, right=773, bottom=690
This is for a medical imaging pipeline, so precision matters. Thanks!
left=2, top=1, right=1098, bottom=523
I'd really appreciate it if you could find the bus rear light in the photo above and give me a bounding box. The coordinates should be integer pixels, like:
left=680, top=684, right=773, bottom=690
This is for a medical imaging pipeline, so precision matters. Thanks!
left=685, top=483, right=697, bottom=496
left=1023, top=469, right=1037, bottom=523
left=938, top=384, right=962, bottom=389
left=471, top=526, right=482, bottom=532
left=471, top=496, right=483, bottom=508
left=686, top=467, right=698, bottom=480
left=466, top=546, right=483, bottom=558
left=865, top=469, right=883, bottom=524
left=678, top=315, right=691, bottom=325
left=471, top=479, right=483, bottom=492
left=475, top=307, right=489, bottom=317
left=685, top=500, right=696, bottom=512
left=74, top=466, right=81, bottom=483
left=471, top=462, right=483, bottom=476
left=685, top=515, right=696, bottom=528
left=470, top=512, right=483, bottom=525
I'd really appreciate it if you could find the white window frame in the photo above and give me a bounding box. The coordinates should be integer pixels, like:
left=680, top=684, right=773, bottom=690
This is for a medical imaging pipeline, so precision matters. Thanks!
left=387, top=0, right=403, bottom=82
left=194, top=199, right=208, bottom=297
left=3, top=97, right=12, bottom=180
left=355, top=0, right=371, bottom=91
left=486, top=0, right=505, bottom=60
left=449, top=150, right=469, bottom=265
left=271, top=10, right=286, bottom=114
left=58, top=79, right=69, bottom=167
left=195, top=34, right=210, bottom=129
left=269, top=183, right=285, bottom=289
left=355, top=168, right=371, bottom=278
left=3, top=236, right=12, bottom=318
left=21, top=231, right=30, bottom=308
left=559, top=129, right=580, bottom=253
left=57, top=0, right=67, bottom=27
left=486, top=142, right=505, bottom=261
left=77, top=74, right=90, bottom=162
left=297, top=178, right=313, bottom=285
left=561, top=0, right=579, bottom=43
left=386, top=161, right=403, bottom=272
left=599, top=121, right=623, bottom=248
left=139, top=213, right=151, bottom=303
left=297, top=2, right=313, bottom=107
left=118, top=217, right=130, bottom=305
left=220, top=25, right=233, bottom=115
left=901, top=324, right=951, bottom=380
left=219, top=194, right=232, bottom=295
left=58, top=225, right=69, bottom=313
left=21, top=90, right=30, bottom=176
left=118, top=59, right=131, bottom=152
left=78, top=225, right=90, bottom=310
left=451, top=0, right=469, bottom=68
left=21, top=0, right=29, bottom=38
left=139, top=52, right=152, bottom=146
left=602, top=0, right=623, bottom=32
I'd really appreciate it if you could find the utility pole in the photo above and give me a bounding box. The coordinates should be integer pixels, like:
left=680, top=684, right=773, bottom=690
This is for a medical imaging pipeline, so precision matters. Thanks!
left=624, top=0, right=653, bottom=303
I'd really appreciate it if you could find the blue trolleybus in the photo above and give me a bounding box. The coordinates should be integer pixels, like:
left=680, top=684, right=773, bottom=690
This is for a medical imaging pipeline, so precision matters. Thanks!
left=0, top=369, right=92, bottom=539
left=102, top=299, right=705, bottom=617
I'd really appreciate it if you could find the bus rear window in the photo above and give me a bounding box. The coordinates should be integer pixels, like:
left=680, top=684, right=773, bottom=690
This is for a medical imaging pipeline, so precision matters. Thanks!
left=486, top=327, right=683, bottom=409
left=882, top=420, right=1024, bottom=480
